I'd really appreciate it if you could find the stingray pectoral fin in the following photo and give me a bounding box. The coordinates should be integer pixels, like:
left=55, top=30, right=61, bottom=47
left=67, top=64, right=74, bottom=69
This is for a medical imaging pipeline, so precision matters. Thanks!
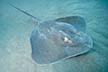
left=55, top=16, right=86, bottom=32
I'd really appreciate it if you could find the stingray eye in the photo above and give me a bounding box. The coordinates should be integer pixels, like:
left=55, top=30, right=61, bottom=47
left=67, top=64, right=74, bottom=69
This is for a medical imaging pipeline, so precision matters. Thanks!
left=63, top=36, right=73, bottom=44
left=63, top=37, right=69, bottom=42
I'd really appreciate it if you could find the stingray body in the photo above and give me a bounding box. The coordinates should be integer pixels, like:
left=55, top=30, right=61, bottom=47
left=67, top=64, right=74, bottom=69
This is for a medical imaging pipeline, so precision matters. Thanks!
left=11, top=4, right=93, bottom=64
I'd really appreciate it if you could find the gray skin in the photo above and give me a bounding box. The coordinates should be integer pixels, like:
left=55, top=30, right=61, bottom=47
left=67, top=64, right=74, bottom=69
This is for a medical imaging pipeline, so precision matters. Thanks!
left=10, top=4, right=93, bottom=64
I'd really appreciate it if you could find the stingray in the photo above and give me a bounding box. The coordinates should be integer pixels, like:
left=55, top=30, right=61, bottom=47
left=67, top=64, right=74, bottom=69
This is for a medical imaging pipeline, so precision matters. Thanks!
left=10, top=4, right=93, bottom=64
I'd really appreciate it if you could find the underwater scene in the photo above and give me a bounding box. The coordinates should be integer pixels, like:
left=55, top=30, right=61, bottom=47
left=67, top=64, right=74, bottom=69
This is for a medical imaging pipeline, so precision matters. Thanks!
left=0, top=0, right=108, bottom=72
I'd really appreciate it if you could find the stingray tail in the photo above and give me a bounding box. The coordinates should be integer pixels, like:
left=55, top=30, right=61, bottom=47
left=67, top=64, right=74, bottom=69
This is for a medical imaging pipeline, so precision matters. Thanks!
left=9, top=4, right=39, bottom=21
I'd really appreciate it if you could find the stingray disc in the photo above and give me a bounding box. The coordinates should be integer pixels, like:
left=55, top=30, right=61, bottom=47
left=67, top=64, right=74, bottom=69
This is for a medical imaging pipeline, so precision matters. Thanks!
left=30, top=16, right=93, bottom=64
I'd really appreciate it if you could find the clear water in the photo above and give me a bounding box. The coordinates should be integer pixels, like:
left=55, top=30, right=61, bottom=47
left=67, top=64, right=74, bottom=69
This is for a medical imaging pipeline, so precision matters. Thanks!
left=0, top=0, right=108, bottom=72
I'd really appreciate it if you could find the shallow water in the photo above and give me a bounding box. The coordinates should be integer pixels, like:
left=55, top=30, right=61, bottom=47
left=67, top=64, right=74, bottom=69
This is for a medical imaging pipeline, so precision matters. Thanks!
left=0, top=0, right=108, bottom=72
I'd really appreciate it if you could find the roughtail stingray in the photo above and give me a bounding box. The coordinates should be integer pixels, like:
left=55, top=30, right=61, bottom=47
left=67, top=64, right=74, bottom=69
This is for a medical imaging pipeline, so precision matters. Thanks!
left=10, top=4, right=93, bottom=64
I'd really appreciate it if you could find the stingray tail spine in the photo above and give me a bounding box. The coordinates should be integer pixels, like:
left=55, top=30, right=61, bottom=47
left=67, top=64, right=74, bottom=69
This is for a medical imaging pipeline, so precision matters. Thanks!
left=9, top=4, right=39, bottom=21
